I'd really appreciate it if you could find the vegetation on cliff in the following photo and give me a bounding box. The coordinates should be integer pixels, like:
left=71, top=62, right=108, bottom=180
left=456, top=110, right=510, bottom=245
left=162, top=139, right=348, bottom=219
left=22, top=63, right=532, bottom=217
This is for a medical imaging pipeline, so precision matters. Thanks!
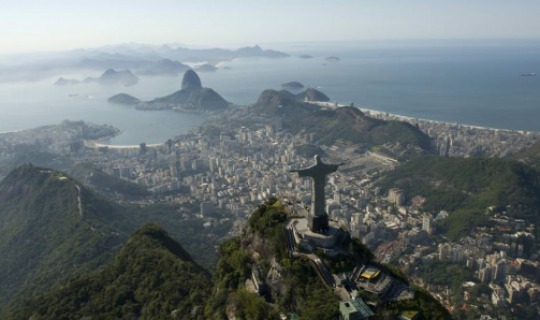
left=0, top=164, right=451, bottom=319
left=206, top=198, right=449, bottom=319
left=206, top=198, right=338, bottom=320
left=69, top=162, right=150, bottom=199
left=0, top=164, right=127, bottom=315
left=0, top=164, right=227, bottom=316
left=9, top=224, right=212, bottom=320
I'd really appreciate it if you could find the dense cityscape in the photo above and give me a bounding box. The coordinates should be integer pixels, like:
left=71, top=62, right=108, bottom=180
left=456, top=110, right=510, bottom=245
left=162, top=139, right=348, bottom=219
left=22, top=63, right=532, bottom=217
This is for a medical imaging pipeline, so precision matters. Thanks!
left=1, top=100, right=539, bottom=318
left=2, top=1, right=540, bottom=318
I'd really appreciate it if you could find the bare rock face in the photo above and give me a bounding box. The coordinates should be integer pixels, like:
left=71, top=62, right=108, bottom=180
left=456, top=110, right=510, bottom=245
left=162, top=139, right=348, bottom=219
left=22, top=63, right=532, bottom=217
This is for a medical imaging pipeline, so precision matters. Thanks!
left=181, top=69, right=203, bottom=90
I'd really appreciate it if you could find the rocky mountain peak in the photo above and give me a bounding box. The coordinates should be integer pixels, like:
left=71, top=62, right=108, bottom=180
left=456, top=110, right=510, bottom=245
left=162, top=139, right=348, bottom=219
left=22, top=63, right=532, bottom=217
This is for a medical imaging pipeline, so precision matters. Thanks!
left=181, top=69, right=203, bottom=90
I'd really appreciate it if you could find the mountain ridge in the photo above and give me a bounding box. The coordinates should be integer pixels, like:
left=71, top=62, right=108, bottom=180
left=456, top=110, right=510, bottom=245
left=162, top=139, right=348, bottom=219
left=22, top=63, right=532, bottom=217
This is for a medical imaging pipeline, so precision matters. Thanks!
left=8, top=224, right=212, bottom=320
left=251, top=89, right=432, bottom=156
left=0, top=163, right=128, bottom=314
left=0, top=165, right=450, bottom=319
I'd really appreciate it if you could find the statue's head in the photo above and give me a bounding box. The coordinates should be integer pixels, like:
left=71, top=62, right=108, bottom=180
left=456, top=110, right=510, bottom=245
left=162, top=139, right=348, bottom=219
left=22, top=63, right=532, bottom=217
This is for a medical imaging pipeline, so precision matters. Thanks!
left=314, top=154, right=321, bottom=163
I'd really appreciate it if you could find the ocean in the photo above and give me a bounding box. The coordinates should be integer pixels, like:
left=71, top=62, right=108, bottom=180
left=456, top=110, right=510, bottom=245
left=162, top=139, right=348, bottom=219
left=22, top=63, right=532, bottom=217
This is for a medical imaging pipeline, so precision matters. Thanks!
left=0, top=40, right=539, bottom=144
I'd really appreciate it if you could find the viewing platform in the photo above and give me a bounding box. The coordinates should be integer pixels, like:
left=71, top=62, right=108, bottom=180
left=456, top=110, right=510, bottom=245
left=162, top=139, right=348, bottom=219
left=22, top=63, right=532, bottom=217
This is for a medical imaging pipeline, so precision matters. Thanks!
left=288, top=217, right=347, bottom=250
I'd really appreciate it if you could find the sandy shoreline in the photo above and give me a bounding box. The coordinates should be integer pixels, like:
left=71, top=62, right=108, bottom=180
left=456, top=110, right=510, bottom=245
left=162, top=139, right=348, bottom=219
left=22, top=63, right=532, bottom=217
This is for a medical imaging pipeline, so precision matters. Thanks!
left=358, top=107, right=533, bottom=134
left=90, top=142, right=164, bottom=149
left=308, top=100, right=536, bottom=134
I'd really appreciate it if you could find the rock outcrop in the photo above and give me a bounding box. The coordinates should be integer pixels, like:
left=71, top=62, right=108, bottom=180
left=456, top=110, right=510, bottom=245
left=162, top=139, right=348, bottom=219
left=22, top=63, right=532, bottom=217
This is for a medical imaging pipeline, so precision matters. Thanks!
left=181, top=69, right=203, bottom=90
left=108, top=70, right=229, bottom=111
left=147, top=70, right=228, bottom=111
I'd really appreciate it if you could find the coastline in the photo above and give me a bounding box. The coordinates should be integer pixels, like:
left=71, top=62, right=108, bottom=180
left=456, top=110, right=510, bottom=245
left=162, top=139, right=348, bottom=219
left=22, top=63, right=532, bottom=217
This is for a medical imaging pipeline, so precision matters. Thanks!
left=90, top=142, right=164, bottom=149
left=359, top=107, right=535, bottom=134
left=308, top=100, right=538, bottom=134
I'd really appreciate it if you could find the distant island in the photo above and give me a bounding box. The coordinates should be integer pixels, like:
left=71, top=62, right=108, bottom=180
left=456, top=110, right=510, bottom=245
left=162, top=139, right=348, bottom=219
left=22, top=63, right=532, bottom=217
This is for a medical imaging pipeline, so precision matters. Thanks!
left=54, top=77, right=80, bottom=86
left=299, top=54, right=313, bottom=59
left=55, top=69, right=139, bottom=86
left=107, top=93, right=141, bottom=105
left=2, top=43, right=289, bottom=82
left=108, top=70, right=229, bottom=112
left=281, top=81, right=304, bottom=90
left=325, top=56, right=341, bottom=62
left=194, top=64, right=218, bottom=73
left=135, top=59, right=190, bottom=76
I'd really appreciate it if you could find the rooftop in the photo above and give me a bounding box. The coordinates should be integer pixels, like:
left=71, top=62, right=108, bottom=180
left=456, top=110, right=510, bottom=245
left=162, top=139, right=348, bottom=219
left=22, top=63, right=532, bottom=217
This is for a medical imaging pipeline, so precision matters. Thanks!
left=399, top=310, right=419, bottom=320
left=340, top=297, right=375, bottom=319
left=360, top=267, right=381, bottom=280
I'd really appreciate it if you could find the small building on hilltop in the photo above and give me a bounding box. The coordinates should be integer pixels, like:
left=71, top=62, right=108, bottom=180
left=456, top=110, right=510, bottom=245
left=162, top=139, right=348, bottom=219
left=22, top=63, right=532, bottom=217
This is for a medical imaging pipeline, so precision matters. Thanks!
left=339, top=297, right=374, bottom=320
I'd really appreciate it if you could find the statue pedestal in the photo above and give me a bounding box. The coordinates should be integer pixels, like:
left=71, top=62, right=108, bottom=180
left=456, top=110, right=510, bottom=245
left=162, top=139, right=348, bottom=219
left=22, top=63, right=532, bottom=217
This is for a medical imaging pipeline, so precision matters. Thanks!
left=289, top=217, right=347, bottom=250
left=308, top=213, right=329, bottom=233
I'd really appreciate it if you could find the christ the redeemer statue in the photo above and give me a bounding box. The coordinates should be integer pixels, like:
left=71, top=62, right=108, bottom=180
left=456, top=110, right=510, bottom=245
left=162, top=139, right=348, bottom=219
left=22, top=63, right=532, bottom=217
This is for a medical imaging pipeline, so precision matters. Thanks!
left=291, top=155, right=341, bottom=233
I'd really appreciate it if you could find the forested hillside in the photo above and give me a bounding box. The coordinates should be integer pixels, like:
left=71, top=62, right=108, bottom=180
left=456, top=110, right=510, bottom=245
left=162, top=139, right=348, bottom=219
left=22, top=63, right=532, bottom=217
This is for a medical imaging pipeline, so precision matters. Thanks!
left=8, top=224, right=212, bottom=320
left=378, top=157, right=540, bottom=240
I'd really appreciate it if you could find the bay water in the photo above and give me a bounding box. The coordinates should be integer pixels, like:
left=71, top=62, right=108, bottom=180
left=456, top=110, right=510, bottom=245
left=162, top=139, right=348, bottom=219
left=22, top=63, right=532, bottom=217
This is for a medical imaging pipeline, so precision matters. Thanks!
left=0, top=40, right=539, bottom=145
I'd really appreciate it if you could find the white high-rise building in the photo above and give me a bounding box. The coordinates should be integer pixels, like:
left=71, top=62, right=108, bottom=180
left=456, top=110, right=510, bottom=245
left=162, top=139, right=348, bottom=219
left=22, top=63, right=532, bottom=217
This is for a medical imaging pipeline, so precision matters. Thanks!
left=422, top=215, right=432, bottom=233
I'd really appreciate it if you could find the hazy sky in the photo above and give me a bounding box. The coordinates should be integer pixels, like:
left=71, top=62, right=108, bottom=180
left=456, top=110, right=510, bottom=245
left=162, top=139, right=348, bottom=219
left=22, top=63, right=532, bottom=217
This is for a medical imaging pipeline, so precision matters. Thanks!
left=2, top=0, right=540, bottom=53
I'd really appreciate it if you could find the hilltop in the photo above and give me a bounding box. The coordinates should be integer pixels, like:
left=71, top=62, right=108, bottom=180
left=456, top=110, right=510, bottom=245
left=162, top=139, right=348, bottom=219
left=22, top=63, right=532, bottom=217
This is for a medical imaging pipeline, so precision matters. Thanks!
left=8, top=224, right=212, bottom=320
left=205, top=198, right=450, bottom=319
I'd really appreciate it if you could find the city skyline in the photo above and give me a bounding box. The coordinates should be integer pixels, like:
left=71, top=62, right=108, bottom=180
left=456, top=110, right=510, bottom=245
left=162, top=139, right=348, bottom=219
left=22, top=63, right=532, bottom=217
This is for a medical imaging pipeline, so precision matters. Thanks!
left=2, top=0, right=540, bottom=54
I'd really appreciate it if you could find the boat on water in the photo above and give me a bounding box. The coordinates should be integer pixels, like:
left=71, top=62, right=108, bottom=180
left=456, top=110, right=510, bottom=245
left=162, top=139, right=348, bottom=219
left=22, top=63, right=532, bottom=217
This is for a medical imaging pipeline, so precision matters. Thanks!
left=521, top=73, right=536, bottom=77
